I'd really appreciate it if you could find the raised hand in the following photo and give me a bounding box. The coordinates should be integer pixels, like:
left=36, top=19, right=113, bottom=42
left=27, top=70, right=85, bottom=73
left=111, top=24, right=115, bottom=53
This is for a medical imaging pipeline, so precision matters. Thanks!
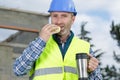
left=39, top=24, right=60, bottom=42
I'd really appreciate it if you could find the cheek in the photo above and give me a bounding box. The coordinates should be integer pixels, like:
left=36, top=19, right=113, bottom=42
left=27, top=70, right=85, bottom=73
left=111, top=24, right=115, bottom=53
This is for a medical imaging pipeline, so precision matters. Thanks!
left=51, top=19, right=55, bottom=24
left=66, top=20, right=73, bottom=28
left=51, top=17, right=56, bottom=24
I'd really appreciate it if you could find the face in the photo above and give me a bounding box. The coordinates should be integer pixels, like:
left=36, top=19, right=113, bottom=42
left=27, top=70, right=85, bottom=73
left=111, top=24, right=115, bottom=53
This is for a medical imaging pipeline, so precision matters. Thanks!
left=50, top=12, right=75, bottom=37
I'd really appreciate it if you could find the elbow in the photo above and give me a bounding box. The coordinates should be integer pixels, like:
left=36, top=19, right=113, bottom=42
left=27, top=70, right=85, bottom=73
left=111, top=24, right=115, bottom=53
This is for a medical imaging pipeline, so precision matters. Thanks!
left=13, top=64, right=25, bottom=76
left=13, top=67, right=26, bottom=76
left=13, top=71, right=21, bottom=76
left=13, top=66, right=21, bottom=76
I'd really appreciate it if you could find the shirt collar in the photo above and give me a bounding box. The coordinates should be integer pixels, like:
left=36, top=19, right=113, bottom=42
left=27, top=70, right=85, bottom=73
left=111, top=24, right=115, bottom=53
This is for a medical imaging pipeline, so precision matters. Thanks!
left=52, top=31, right=74, bottom=44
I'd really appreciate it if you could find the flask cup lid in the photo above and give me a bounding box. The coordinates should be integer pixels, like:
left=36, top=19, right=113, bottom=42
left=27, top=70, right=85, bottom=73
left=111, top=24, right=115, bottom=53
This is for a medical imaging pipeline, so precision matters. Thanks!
left=76, top=53, right=88, bottom=59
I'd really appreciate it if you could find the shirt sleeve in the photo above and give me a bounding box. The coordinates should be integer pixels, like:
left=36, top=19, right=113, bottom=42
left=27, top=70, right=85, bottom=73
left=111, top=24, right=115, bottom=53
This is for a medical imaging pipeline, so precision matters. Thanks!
left=13, top=37, right=46, bottom=76
left=89, top=48, right=103, bottom=80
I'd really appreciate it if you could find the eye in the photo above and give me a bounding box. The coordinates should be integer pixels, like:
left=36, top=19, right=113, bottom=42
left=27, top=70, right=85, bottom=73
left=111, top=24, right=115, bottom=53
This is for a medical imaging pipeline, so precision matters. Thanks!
left=52, top=14, right=58, bottom=18
left=62, top=14, right=67, bottom=18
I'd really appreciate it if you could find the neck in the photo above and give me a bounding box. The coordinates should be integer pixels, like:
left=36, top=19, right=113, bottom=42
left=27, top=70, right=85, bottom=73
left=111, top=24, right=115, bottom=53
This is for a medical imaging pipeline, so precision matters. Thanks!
left=58, top=32, right=70, bottom=43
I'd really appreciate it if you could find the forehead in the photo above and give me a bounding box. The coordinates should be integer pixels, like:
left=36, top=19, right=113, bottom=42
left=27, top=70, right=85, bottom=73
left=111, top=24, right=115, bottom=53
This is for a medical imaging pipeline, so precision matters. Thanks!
left=50, top=12, right=72, bottom=15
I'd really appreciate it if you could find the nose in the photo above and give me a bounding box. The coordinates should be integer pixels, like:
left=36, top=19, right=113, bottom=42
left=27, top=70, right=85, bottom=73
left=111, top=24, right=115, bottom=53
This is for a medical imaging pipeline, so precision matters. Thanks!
left=56, top=17, right=62, bottom=25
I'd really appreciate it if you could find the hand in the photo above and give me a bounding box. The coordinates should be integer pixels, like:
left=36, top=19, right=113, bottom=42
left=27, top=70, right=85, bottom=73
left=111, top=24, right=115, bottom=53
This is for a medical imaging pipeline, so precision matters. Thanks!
left=39, top=24, right=60, bottom=42
left=87, top=54, right=99, bottom=72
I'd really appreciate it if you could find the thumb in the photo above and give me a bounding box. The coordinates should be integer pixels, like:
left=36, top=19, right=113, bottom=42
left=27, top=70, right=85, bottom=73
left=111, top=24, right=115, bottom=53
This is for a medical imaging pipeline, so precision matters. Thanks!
left=87, top=54, right=93, bottom=59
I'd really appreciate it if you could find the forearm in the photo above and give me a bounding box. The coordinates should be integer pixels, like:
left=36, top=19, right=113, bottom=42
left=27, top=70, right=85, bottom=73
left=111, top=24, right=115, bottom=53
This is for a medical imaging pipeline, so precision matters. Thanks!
left=13, top=37, right=46, bottom=76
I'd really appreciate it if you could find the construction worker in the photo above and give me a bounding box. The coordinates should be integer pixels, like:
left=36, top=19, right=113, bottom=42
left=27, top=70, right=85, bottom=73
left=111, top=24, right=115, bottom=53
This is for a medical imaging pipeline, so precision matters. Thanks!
left=13, top=0, right=102, bottom=80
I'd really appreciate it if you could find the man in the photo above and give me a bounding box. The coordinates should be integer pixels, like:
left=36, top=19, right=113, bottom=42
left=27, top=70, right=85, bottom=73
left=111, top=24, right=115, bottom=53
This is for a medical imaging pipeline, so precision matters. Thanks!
left=13, top=0, right=102, bottom=80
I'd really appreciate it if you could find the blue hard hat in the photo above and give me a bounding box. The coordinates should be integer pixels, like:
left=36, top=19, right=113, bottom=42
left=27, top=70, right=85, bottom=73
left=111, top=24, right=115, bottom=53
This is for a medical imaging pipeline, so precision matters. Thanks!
left=48, top=0, right=77, bottom=16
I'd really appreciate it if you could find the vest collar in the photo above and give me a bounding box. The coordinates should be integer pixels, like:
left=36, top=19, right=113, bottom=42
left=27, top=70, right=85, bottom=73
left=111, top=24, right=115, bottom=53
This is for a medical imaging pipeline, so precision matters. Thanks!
left=52, top=31, right=74, bottom=44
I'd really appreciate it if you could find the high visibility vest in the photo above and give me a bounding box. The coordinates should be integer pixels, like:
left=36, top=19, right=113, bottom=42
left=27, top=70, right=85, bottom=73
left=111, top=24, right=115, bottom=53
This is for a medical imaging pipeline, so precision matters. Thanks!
left=29, top=36, right=90, bottom=80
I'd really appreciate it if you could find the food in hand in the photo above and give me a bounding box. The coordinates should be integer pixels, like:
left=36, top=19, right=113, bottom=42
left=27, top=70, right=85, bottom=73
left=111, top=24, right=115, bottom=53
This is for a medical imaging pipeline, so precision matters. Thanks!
left=51, top=26, right=61, bottom=34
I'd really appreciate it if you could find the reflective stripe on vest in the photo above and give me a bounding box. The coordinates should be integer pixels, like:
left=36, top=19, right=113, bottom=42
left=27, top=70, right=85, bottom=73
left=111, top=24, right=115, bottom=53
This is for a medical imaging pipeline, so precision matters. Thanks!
left=64, top=66, right=77, bottom=74
left=29, top=66, right=77, bottom=80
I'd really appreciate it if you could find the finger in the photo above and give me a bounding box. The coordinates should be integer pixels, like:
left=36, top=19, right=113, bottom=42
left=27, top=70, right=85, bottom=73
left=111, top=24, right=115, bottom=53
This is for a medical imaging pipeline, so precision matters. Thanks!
left=41, top=24, right=60, bottom=35
left=88, top=55, right=99, bottom=70
left=88, top=65, right=95, bottom=72
left=87, top=54, right=93, bottom=58
left=88, top=61, right=99, bottom=72
left=40, top=24, right=51, bottom=33
left=88, top=62, right=97, bottom=72
left=89, top=58, right=99, bottom=67
left=44, top=24, right=52, bottom=31
left=88, top=54, right=98, bottom=62
left=88, top=61, right=97, bottom=68
left=42, top=24, right=54, bottom=34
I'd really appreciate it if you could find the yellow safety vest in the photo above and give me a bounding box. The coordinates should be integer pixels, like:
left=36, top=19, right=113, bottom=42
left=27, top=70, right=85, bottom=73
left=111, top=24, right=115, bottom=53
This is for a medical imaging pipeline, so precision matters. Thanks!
left=29, top=36, right=90, bottom=80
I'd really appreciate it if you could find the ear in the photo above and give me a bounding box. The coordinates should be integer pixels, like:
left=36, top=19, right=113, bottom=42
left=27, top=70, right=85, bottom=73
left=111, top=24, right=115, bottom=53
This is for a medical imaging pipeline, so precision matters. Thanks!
left=72, top=16, right=76, bottom=24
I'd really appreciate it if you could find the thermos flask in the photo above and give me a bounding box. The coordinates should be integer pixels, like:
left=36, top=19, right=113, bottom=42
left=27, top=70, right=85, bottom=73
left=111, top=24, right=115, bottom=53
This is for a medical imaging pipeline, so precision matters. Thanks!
left=76, top=53, right=88, bottom=80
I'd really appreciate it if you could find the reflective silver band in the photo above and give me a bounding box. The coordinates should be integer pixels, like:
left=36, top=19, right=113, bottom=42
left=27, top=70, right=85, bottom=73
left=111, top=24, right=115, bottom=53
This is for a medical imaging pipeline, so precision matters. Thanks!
left=29, top=66, right=77, bottom=80
left=29, top=67, right=62, bottom=80
left=64, top=66, right=77, bottom=74
left=35, top=67, right=62, bottom=76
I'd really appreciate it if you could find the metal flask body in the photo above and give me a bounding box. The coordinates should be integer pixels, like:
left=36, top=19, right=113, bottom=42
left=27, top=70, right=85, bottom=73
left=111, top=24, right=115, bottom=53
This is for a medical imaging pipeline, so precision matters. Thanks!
left=76, top=53, right=88, bottom=80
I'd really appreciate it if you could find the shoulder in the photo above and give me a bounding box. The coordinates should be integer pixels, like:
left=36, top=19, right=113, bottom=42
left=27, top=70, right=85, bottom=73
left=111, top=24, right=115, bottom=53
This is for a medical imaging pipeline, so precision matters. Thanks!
left=73, top=36, right=90, bottom=45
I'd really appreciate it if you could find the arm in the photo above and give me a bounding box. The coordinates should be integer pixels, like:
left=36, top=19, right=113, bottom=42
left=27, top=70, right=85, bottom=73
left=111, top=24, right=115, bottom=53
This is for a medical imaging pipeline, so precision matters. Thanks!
left=88, top=49, right=103, bottom=80
left=13, top=37, right=46, bottom=76
left=13, top=24, right=60, bottom=76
